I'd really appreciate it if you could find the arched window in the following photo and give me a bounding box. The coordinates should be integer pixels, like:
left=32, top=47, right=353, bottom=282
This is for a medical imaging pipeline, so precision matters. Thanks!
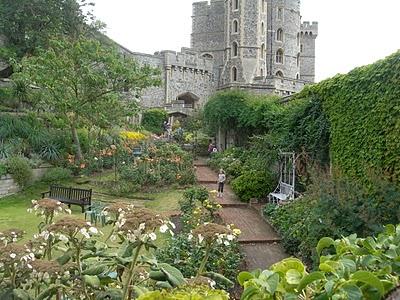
left=277, top=28, right=283, bottom=41
left=202, top=53, right=214, bottom=59
left=300, top=44, right=303, bottom=52
left=232, top=42, right=239, bottom=57
left=296, top=53, right=300, bottom=67
left=276, top=49, right=284, bottom=64
left=296, top=73, right=300, bottom=80
left=233, top=20, right=239, bottom=33
left=260, top=43, right=265, bottom=58
left=233, top=0, right=239, bottom=10
left=260, top=68, right=264, bottom=77
left=261, top=22, right=265, bottom=35
left=277, top=8, right=283, bottom=20
left=232, top=67, right=238, bottom=81
left=276, top=71, right=283, bottom=77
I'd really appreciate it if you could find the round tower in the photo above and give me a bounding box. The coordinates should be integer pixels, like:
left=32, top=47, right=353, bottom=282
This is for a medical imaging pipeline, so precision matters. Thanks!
left=266, top=0, right=301, bottom=80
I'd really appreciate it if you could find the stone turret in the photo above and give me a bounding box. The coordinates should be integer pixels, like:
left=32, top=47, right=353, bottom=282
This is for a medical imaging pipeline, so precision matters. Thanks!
left=300, top=21, right=318, bottom=82
left=266, top=0, right=302, bottom=80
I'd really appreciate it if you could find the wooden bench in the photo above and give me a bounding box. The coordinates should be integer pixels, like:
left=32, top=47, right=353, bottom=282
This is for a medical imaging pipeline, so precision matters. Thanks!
left=42, top=185, right=92, bottom=213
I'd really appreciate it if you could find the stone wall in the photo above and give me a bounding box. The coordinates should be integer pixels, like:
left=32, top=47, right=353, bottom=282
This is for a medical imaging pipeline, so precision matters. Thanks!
left=0, top=167, right=52, bottom=198
left=300, top=21, right=318, bottom=82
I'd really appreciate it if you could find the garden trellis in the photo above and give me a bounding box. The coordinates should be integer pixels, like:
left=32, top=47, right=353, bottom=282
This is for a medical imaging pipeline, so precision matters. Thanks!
left=269, top=152, right=296, bottom=203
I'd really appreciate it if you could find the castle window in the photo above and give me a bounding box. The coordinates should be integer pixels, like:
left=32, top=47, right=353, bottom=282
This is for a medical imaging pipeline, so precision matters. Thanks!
left=260, top=68, right=264, bottom=77
left=277, top=8, right=283, bottom=21
left=202, top=53, right=214, bottom=59
left=276, top=49, right=284, bottom=64
left=297, top=53, right=300, bottom=67
left=233, top=20, right=239, bottom=33
left=260, top=43, right=265, bottom=58
left=232, top=67, right=238, bottom=81
left=261, top=22, right=265, bottom=35
left=300, top=44, right=303, bottom=52
left=233, top=0, right=239, bottom=10
left=296, top=73, right=300, bottom=80
left=277, top=28, right=283, bottom=41
left=232, top=42, right=239, bottom=57
left=276, top=71, right=284, bottom=77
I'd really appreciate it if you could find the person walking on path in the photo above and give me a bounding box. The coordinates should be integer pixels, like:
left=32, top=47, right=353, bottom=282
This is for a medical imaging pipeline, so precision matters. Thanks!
left=217, top=169, right=226, bottom=198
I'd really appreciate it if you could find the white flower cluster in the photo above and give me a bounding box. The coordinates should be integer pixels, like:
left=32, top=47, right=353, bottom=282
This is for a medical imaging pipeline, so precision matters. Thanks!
left=0, top=248, right=35, bottom=270
left=0, top=231, right=20, bottom=246
left=188, top=232, right=235, bottom=246
left=27, top=199, right=72, bottom=216
left=114, top=211, right=175, bottom=244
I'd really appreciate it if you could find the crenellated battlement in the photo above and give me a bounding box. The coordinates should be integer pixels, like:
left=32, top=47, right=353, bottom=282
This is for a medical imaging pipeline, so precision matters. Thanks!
left=192, top=0, right=224, bottom=16
left=301, top=21, right=318, bottom=36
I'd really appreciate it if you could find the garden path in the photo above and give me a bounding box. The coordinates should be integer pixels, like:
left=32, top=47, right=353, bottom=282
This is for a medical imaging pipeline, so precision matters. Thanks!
left=195, top=159, right=288, bottom=270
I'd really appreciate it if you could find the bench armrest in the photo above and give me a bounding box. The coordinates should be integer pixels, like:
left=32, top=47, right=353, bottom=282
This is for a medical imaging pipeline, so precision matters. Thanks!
left=41, top=191, right=50, bottom=198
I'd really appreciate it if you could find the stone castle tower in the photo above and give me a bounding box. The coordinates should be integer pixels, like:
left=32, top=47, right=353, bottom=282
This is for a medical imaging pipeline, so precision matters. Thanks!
left=120, top=0, right=318, bottom=116
left=191, top=0, right=318, bottom=96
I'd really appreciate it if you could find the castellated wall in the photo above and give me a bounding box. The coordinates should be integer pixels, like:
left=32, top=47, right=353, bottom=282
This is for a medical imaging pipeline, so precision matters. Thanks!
left=129, top=48, right=216, bottom=109
left=300, top=21, right=318, bottom=82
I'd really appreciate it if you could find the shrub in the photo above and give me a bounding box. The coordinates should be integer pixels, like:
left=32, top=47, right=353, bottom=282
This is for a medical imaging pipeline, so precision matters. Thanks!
left=231, top=169, right=275, bottom=202
left=7, top=156, right=33, bottom=188
left=141, top=108, right=168, bottom=134
left=41, top=167, right=72, bottom=183
left=0, top=161, right=7, bottom=177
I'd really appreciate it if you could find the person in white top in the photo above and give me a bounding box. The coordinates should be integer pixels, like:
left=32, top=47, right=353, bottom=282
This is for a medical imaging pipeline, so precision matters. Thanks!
left=217, top=169, right=226, bottom=198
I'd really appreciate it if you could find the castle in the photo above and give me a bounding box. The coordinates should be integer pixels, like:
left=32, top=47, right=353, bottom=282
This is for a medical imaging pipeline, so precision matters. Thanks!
left=121, top=0, right=318, bottom=116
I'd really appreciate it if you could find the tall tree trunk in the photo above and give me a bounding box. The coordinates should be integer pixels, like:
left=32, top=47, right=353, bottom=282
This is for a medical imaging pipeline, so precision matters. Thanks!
left=71, top=122, right=83, bottom=161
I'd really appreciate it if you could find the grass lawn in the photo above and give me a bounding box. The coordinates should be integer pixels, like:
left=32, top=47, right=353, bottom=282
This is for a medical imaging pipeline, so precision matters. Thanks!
left=0, top=176, right=185, bottom=239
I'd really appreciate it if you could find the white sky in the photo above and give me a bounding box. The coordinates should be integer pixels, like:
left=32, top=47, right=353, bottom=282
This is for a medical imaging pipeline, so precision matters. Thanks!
left=91, top=0, right=400, bottom=82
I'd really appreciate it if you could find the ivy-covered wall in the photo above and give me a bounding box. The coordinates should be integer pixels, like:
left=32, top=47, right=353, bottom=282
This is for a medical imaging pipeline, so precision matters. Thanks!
left=296, top=51, right=400, bottom=185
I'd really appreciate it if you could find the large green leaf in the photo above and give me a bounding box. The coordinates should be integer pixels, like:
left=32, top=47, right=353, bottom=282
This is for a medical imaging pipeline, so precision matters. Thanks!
left=83, top=264, right=109, bottom=276
left=286, top=269, right=302, bottom=285
left=240, top=286, right=259, bottom=300
left=297, top=272, right=326, bottom=291
left=159, top=262, right=186, bottom=287
left=316, top=237, right=335, bottom=256
left=350, top=271, right=385, bottom=296
left=84, top=275, right=101, bottom=288
left=342, top=284, right=363, bottom=300
left=237, top=271, right=254, bottom=286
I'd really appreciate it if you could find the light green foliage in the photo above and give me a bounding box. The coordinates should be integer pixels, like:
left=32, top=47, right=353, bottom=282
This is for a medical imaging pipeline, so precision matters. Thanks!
left=13, top=37, right=161, bottom=160
left=41, top=167, right=72, bottom=183
left=6, top=156, right=33, bottom=188
left=141, top=108, right=168, bottom=134
left=137, top=286, right=229, bottom=300
left=295, top=51, right=400, bottom=185
left=203, top=90, right=281, bottom=140
left=240, top=225, right=400, bottom=299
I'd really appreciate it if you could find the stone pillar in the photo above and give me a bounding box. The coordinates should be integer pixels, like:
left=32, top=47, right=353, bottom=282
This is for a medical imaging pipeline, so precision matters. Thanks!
left=165, top=65, right=171, bottom=104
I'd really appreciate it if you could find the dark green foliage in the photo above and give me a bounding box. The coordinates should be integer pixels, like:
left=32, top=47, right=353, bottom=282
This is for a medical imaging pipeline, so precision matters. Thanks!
left=156, top=233, right=242, bottom=290
left=264, top=172, right=400, bottom=264
left=0, top=161, right=7, bottom=177
left=7, top=156, right=33, bottom=188
left=41, top=167, right=72, bottom=183
left=141, top=108, right=168, bottom=134
left=0, top=0, right=95, bottom=59
left=231, top=170, right=275, bottom=202
left=295, top=51, right=400, bottom=185
left=0, top=113, right=68, bottom=162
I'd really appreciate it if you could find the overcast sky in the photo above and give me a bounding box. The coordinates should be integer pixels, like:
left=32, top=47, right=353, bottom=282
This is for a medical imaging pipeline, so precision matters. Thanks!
left=91, top=0, right=399, bottom=82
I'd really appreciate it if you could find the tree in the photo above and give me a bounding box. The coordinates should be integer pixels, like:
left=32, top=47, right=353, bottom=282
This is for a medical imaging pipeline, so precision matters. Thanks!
left=13, top=37, right=161, bottom=161
left=0, top=0, right=96, bottom=59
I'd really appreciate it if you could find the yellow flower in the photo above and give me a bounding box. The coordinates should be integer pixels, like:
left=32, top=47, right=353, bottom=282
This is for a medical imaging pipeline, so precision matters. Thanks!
left=233, top=228, right=241, bottom=236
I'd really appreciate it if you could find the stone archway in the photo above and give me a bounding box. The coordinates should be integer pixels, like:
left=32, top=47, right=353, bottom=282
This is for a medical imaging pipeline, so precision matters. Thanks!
left=177, top=92, right=200, bottom=109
